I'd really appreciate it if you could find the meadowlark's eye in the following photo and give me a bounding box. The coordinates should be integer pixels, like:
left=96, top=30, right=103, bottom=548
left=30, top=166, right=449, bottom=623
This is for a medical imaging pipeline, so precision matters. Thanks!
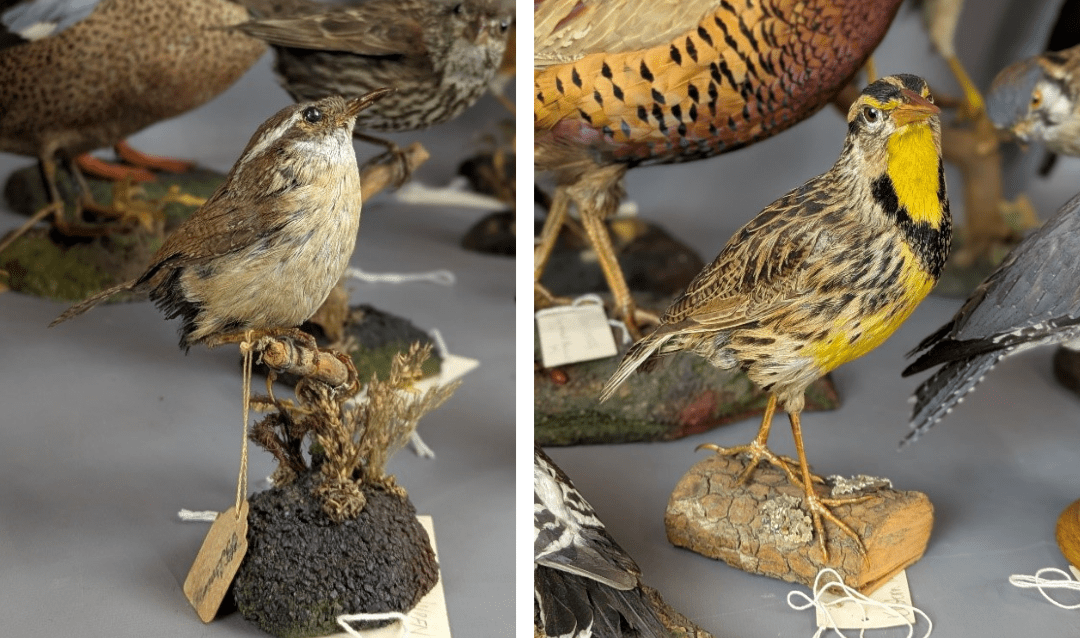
left=862, top=106, right=880, bottom=123
left=303, top=106, right=323, bottom=124
left=1032, top=88, right=1043, bottom=109
left=925, top=93, right=934, bottom=104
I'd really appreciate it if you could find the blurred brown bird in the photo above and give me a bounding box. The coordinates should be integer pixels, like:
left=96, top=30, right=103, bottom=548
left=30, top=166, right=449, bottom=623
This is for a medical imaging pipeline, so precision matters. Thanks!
left=50, top=91, right=391, bottom=350
left=0, top=0, right=267, bottom=235
left=235, top=0, right=513, bottom=168
left=534, top=0, right=904, bottom=336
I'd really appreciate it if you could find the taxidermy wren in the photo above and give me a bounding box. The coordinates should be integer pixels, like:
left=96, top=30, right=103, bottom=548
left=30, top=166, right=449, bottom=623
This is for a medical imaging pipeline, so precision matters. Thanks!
left=50, top=89, right=392, bottom=350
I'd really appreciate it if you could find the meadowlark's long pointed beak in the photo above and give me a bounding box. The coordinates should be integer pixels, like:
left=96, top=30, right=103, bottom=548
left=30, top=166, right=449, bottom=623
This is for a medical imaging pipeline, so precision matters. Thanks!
left=893, top=89, right=940, bottom=126
left=347, top=87, right=394, bottom=117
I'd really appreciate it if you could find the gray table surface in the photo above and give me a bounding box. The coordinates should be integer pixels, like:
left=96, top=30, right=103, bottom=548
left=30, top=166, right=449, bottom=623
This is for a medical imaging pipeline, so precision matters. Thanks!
left=539, top=4, right=1080, bottom=637
left=0, top=54, right=516, bottom=635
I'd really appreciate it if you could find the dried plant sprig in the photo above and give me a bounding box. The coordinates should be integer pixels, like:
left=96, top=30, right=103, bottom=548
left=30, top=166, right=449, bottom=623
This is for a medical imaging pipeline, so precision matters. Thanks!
left=245, top=336, right=459, bottom=522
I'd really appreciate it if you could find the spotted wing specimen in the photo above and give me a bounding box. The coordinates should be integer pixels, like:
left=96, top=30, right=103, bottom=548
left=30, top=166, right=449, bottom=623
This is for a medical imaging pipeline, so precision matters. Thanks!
left=534, top=445, right=669, bottom=638
left=902, top=191, right=1080, bottom=444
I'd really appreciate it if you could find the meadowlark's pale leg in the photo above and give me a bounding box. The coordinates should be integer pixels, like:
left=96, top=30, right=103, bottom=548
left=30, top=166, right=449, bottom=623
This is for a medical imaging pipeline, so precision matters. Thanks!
left=697, top=394, right=803, bottom=486
left=789, top=410, right=868, bottom=560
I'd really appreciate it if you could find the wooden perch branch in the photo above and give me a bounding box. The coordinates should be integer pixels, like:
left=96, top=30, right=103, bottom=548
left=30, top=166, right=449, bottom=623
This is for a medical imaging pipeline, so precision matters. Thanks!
left=358, top=142, right=430, bottom=203
left=254, top=336, right=355, bottom=391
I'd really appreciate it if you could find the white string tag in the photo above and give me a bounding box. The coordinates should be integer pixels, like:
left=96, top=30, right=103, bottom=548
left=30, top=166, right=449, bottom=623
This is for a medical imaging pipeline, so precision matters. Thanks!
left=535, top=296, right=617, bottom=367
left=345, top=266, right=455, bottom=287
left=1008, top=566, right=1080, bottom=609
left=788, top=568, right=931, bottom=637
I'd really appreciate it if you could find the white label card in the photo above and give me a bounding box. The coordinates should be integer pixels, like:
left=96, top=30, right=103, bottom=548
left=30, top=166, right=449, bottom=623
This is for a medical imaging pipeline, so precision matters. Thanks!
left=1070, top=565, right=1080, bottom=581
left=816, top=570, right=916, bottom=629
left=535, top=304, right=618, bottom=367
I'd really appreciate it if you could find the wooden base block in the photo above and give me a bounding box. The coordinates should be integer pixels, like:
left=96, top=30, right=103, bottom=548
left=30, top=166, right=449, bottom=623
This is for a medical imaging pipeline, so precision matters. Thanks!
left=666, top=453, right=933, bottom=593
left=1056, top=498, right=1080, bottom=569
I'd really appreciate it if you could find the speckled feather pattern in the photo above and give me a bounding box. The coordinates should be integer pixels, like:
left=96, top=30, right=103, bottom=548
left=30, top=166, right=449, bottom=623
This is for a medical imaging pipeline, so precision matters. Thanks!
left=534, top=0, right=904, bottom=170
left=534, top=446, right=668, bottom=638
left=236, top=0, right=512, bottom=133
left=0, top=0, right=266, bottom=160
left=602, top=76, right=951, bottom=415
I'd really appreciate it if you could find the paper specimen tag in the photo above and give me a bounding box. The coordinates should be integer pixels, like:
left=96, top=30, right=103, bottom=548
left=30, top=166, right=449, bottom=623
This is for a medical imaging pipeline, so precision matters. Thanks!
left=816, top=570, right=915, bottom=629
left=330, top=516, right=451, bottom=638
left=183, top=501, right=249, bottom=623
left=535, top=304, right=617, bottom=367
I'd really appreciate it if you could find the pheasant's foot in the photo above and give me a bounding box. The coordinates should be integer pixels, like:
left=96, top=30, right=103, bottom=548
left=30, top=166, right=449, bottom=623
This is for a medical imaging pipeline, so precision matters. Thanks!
left=534, top=282, right=572, bottom=310
left=114, top=140, right=194, bottom=174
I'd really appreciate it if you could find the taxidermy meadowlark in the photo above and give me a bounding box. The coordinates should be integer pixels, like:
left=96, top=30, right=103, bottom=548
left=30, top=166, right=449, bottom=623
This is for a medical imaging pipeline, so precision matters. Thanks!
left=601, top=75, right=951, bottom=558
left=534, top=0, right=905, bottom=336
left=534, top=445, right=671, bottom=638
left=902, top=191, right=1080, bottom=444
left=987, top=42, right=1080, bottom=155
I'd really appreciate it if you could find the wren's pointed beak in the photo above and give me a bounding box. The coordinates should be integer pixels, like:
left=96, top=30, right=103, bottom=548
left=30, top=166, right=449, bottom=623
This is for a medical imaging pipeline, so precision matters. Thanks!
left=346, top=87, right=394, bottom=117
left=893, top=89, right=941, bottom=126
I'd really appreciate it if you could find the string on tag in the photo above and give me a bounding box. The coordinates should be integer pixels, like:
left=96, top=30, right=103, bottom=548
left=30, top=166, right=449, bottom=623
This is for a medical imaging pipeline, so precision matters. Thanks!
left=236, top=332, right=254, bottom=517
left=1009, top=567, right=1080, bottom=609
left=178, top=509, right=219, bottom=522
left=336, top=612, right=410, bottom=637
left=345, top=266, right=455, bottom=287
left=787, top=568, right=932, bottom=638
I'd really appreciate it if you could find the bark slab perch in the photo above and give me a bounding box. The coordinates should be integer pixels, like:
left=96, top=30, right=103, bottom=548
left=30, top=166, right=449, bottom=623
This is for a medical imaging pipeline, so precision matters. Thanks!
left=666, top=453, right=933, bottom=593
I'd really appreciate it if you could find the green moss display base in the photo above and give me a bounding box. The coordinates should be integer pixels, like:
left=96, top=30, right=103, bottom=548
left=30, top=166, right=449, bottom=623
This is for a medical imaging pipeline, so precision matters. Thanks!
left=535, top=338, right=840, bottom=446
left=0, top=162, right=221, bottom=301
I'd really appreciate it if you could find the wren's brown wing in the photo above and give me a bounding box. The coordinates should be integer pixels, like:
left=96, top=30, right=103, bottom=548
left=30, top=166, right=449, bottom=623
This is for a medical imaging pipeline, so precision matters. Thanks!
left=534, top=0, right=720, bottom=68
left=235, top=1, right=425, bottom=59
left=658, top=184, right=825, bottom=332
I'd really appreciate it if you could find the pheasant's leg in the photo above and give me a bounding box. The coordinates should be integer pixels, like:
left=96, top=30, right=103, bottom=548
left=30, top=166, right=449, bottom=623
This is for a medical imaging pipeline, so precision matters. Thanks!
left=789, top=410, right=867, bottom=560
left=534, top=187, right=573, bottom=309
left=355, top=131, right=411, bottom=186
left=697, top=394, right=804, bottom=486
left=114, top=140, right=194, bottom=174
left=578, top=201, right=659, bottom=338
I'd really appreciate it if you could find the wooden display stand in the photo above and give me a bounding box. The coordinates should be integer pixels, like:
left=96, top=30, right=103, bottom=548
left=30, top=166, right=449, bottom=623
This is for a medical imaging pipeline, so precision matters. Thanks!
left=666, top=453, right=933, bottom=593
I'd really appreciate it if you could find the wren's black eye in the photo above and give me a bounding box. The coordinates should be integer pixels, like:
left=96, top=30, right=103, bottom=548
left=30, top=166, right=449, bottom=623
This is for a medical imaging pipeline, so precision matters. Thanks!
left=452, top=3, right=463, bottom=14
left=303, top=106, right=323, bottom=124
left=862, top=106, right=880, bottom=123
left=499, top=19, right=510, bottom=31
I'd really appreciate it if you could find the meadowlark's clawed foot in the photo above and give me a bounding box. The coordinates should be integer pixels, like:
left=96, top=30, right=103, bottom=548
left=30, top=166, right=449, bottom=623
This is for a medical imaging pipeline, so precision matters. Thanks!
left=696, top=441, right=803, bottom=487
left=803, top=488, right=870, bottom=561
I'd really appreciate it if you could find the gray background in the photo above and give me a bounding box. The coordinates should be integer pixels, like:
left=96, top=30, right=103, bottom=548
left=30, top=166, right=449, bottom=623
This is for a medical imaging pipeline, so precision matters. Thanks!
left=0, top=52, right=516, bottom=634
left=540, top=2, right=1080, bottom=637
